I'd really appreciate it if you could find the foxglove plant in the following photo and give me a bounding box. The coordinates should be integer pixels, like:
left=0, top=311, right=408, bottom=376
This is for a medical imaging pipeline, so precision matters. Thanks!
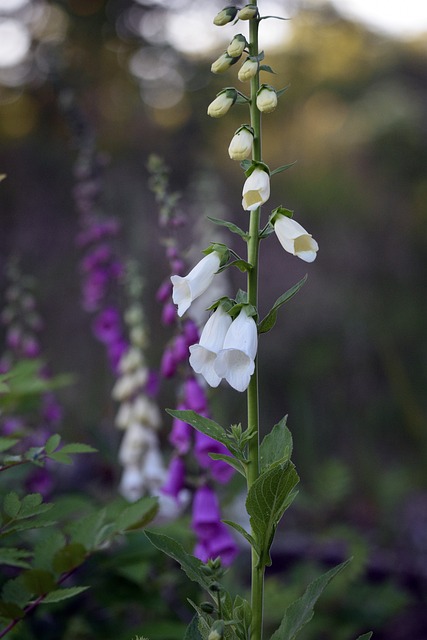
left=145, top=4, right=372, bottom=640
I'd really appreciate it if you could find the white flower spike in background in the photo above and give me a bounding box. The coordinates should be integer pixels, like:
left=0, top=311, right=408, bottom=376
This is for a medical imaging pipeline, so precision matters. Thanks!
left=189, top=305, right=232, bottom=387
left=171, top=250, right=221, bottom=317
left=242, top=167, right=270, bottom=211
left=274, top=213, right=319, bottom=263
left=214, top=308, right=258, bottom=392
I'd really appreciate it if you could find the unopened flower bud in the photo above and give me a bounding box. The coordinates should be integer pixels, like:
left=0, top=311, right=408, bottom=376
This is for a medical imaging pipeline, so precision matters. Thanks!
left=256, top=85, right=278, bottom=113
left=227, top=34, right=247, bottom=57
left=213, top=5, right=238, bottom=26
left=208, top=620, right=225, bottom=640
left=211, top=52, right=239, bottom=74
left=200, top=602, right=215, bottom=614
left=207, top=89, right=237, bottom=118
left=237, top=4, right=258, bottom=20
left=238, top=58, right=258, bottom=82
left=228, top=126, right=254, bottom=161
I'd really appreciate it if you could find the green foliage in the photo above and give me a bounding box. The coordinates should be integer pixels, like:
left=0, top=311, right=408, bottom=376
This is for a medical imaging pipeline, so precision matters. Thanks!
left=258, top=276, right=308, bottom=334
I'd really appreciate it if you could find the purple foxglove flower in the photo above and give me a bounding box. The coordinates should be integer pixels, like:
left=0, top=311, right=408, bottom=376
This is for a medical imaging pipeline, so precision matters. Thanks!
left=173, top=335, right=189, bottom=363
left=25, top=467, right=54, bottom=497
left=192, top=485, right=221, bottom=538
left=169, top=406, right=193, bottom=454
left=194, top=431, right=234, bottom=484
left=214, top=309, right=257, bottom=392
left=22, top=335, right=40, bottom=358
left=273, top=214, right=319, bottom=263
left=160, top=347, right=177, bottom=378
left=92, top=307, right=121, bottom=343
left=161, top=456, right=186, bottom=499
left=183, top=319, right=199, bottom=347
left=189, top=306, right=232, bottom=388
left=193, top=539, right=210, bottom=564
left=171, top=251, right=221, bottom=317
left=184, top=377, right=207, bottom=413
left=204, top=522, right=238, bottom=566
left=242, top=167, right=270, bottom=211
left=156, top=280, right=172, bottom=302
left=161, top=302, right=177, bottom=326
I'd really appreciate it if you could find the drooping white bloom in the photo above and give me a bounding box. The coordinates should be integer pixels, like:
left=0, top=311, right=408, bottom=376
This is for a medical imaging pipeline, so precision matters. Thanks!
left=118, top=422, right=156, bottom=466
left=228, top=127, right=253, bottom=161
left=214, top=309, right=258, bottom=392
left=119, top=465, right=145, bottom=502
left=207, top=91, right=236, bottom=118
left=189, top=306, right=232, bottom=387
left=242, top=167, right=270, bottom=211
left=171, top=251, right=221, bottom=317
left=256, top=86, right=278, bottom=113
left=274, top=214, right=319, bottom=263
left=238, top=58, right=258, bottom=82
left=211, top=52, right=236, bottom=74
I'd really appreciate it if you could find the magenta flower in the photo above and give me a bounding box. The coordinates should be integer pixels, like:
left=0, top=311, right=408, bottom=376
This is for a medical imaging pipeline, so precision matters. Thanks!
left=192, top=485, right=221, bottom=538
left=184, top=377, right=207, bottom=413
left=169, top=406, right=193, bottom=454
left=194, top=431, right=234, bottom=484
left=161, top=456, right=186, bottom=499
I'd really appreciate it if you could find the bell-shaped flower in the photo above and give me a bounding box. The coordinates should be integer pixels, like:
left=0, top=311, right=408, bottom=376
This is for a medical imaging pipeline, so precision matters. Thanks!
left=214, top=308, right=257, bottom=392
left=189, top=306, right=232, bottom=387
left=237, top=4, right=258, bottom=20
left=213, top=5, right=238, bottom=26
left=118, top=422, right=156, bottom=466
left=227, top=34, right=247, bottom=58
left=192, top=485, right=221, bottom=538
left=119, top=465, right=144, bottom=502
left=211, top=52, right=239, bottom=74
left=242, top=167, right=270, bottom=211
left=207, top=89, right=237, bottom=118
left=171, top=250, right=221, bottom=317
left=274, top=214, right=319, bottom=263
left=238, top=58, right=258, bottom=82
left=228, top=126, right=254, bottom=161
left=169, top=405, right=193, bottom=454
left=161, top=456, right=186, bottom=500
left=194, top=431, right=235, bottom=484
left=256, top=85, right=278, bottom=113
left=184, top=377, right=208, bottom=412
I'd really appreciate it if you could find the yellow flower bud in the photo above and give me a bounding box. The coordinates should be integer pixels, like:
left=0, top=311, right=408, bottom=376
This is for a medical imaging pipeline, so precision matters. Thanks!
left=207, top=90, right=236, bottom=118
left=256, top=85, right=278, bottom=113
left=228, top=126, right=253, bottom=161
left=211, top=52, right=238, bottom=74
left=237, top=4, right=258, bottom=20
left=213, top=6, right=238, bottom=26
left=238, top=58, right=258, bottom=82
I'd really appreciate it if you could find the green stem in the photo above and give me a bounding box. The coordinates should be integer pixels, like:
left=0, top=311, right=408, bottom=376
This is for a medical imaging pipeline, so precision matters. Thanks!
left=246, top=9, right=265, bottom=640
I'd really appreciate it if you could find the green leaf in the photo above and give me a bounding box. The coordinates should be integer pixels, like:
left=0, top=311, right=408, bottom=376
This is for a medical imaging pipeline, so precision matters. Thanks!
left=233, top=596, right=252, bottom=639
left=260, top=417, right=293, bottom=472
left=246, top=462, right=299, bottom=567
left=0, top=601, right=25, bottom=620
left=42, top=586, right=89, bottom=604
left=207, top=216, right=249, bottom=240
left=3, top=492, right=21, bottom=519
left=44, top=434, right=61, bottom=454
left=228, top=259, right=253, bottom=273
left=115, top=497, right=159, bottom=532
left=68, top=508, right=107, bottom=551
left=276, top=85, right=290, bottom=98
left=144, top=531, right=212, bottom=592
left=47, top=451, right=73, bottom=465
left=0, top=437, right=19, bottom=453
left=33, top=530, right=66, bottom=570
left=354, top=634, right=373, bottom=640
left=20, top=493, right=52, bottom=518
left=270, top=161, right=297, bottom=177
left=1, top=575, right=32, bottom=607
left=259, top=64, right=275, bottom=74
left=269, top=559, right=351, bottom=640
left=58, top=442, right=97, bottom=454
left=166, top=410, right=240, bottom=459
left=52, top=543, right=87, bottom=573
left=21, top=569, right=56, bottom=596
left=183, top=614, right=204, bottom=640
left=0, top=548, right=32, bottom=569
left=209, top=453, right=246, bottom=477
left=222, top=520, right=258, bottom=554
left=258, top=275, right=308, bottom=334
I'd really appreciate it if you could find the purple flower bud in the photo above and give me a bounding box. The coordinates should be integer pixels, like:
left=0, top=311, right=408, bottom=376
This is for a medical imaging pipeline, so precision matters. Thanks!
left=173, top=335, right=189, bottom=363
left=160, top=347, right=177, bottom=378
left=161, top=302, right=177, bottom=326
left=192, top=485, right=221, bottom=538
left=92, top=307, right=121, bottom=343
left=204, top=522, right=238, bottom=566
left=183, top=320, right=199, bottom=347
left=156, top=280, right=172, bottom=303
left=171, top=259, right=185, bottom=274
left=194, top=431, right=235, bottom=484
left=145, top=370, right=159, bottom=397
left=6, top=326, right=21, bottom=350
left=169, top=405, right=193, bottom=454
left=25, top=467, right=53, bottom=497
left=22, top=335, right=40, bottom=358
left=184, top=378, right=207, bottom=412
left=161, top=456, right=186, bottom=499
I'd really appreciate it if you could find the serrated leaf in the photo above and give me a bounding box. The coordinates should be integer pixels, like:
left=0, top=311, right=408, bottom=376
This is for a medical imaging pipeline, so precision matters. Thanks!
left=20, top=494, right=52, bottom=519
left=258, top=275, right=307, bottom=334
left=269, top=559, right=351, bottom=640
left=209, top=453, right=245, bottom=477
left=58, top=443, right=97, bottom=454
left=68, top=508, right=106, bottom=551
left=144, top=531, right=212, bottom=592
left=183, top=614, right=204, bottom=640
left=1, top=575, right=32, bottom=607
left=0, top=548, right=32, bottom=569
left=233, top=596, right=252, bottom=637
left=47, top=451, right=73, bottom=465
left=0, top=437, right=19, bottom=453
left=222, top=520, right=258, bottom=553
left=116, top=497, right=158, bottom=533
left=22, top=569, right=56, bottom=596
left=260, top=417, right=292, bottom=472
left=0, top=601, right=25, bottom=620
left=270, top=161, right=297, bottom=177
left=3, top=492, right=21, bottom=518
left=33, top=530, right=66, bottom=570
left=246, top=462, right=299, bottom=567
left=166, top=410, right=240, bottom=459
left=44, top=434, right=61, bottom=454
left=41, top=586, right=89, bottom=604
left=52, top=543, right=87, bottom=573
left=207, top=217, right=249, bottom=240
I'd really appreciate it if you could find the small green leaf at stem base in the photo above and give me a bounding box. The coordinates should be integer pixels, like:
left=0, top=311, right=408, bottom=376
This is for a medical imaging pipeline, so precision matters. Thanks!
left=207, top=216, right=249, bottom=240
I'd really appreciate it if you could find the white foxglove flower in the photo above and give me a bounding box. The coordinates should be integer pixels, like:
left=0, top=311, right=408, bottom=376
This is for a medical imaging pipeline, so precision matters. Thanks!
left=132, top=395, right=161, bottom=429
left=227, top=34, right=246, bottom=58
left=143, top=445, right=167, bottom=488
left=256, top=86, right=278, bottom=113
left=238, top=58, right=258, bottom=82
left=211, top=52, right=237, bottom=74
left=118, top=422, right=156, bottom=466
left=214, top=309, right=257, bottom=392
left=119, top=465, right=144, bottom=502
left=228, top=126, right=253, bottom=161
left=112, top=373, right=136, bottom=401
left=118, top=347, right=142, bottom=374
left=189, top=306, right=232, bottom=387
left=274, top=214, right=319, bottom=263
left=213, top=6, right=238, bottom=26
left=171, top=251, right=221, bottom=317
left=207, top=91, right=236, bottom=118
left=115, top=401, right=133, bottom=429
left=242, top=167, right=270, bottom=211
left=237, top=4, right=258, bottom=20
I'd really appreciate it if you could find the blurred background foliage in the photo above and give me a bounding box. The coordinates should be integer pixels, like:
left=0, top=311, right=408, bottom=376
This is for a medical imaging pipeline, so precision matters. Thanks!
left=1, top=0, right=427, bottom=638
